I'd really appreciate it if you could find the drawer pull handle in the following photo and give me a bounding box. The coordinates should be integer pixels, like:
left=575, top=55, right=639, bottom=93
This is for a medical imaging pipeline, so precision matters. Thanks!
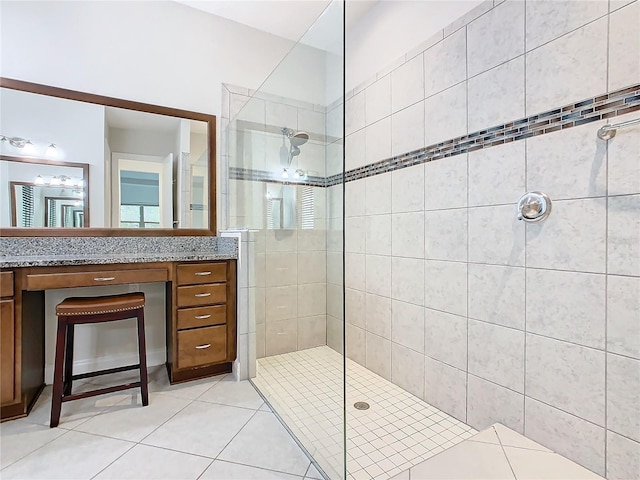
left=195, top=343, right=211, bottom=349
left=195, top=271, right=212, bottom=276
left=195, top=314, right=211, bottom=319
left=94, top=277, right=115, bottom=281
left=195, top=293, right=212, bottom=298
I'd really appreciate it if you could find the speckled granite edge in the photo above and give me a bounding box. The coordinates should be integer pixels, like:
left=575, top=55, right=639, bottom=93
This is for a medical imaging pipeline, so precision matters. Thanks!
left=0, top=236, right=237, bottom=268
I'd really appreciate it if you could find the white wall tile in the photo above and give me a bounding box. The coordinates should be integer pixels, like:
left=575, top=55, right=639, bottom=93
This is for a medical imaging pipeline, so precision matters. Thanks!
left=346, top=324, right=366, bottom=366
left=424, top=208, right=467, bottom=262
left=345, top=288, right=365, bottom=329
left=297, top=283, right=326, bottom=318
left=525, top=397, right=605, bottom=476
left=526, top=121, right=607, bottom=200
left=526, top=198, right=607, bottom=273
left=265, top=286, right=297, bottom=322
left=345, top=216, right=366, bottom=254
left=424, top=154, right=468, bottom=210
left=365, top=214, right=392, bottom=256
left=443, top=0, right=493, bottom=37
left=607, top=275, right=640, bottom=359
left=424, top=309, right=467, bottom=370
left=345, top=179, right=365, bottom=217
left=326, top=251, right=342, bottom=286
left=366, top=332, right=392, bottom=380
left=468, top=320, right=524, bottom=392
left=327, top=315, right=343, bottom=354
left=392, top=212, right=425, bottom=258
left=526, top=269, right=606, bottom=349
left=392, top=163, right=425, bottom=213
left=297, top=252, right=326, bottom=285
left=607, top=353, right=640, bottom=441
left=327, top=283, right=343, bottom=321
left=468, top=264, right=525, bottom=330
left=266, top=230, right=297, bottom=252
left=526, top=334, right=605, bottom=425
left=606, top=431, right=640, bottom=480
left=297, top=315, right=326, bottom=350
left=608, top=195, right=640, bottom=276
left=365, top=117, right=392, bottom=165
left=345, top=253, right=365, bottom=291
left=297, top=229, right=326, bottom=252
left=467, top=374, right=524, bottom=433
left=365, top=75, right=392, bottom=126
left=365, top=173, right=392, bottom=215
left=608, top=1, right=640, bottom=91
left=424, top=260, right=467, bottom=316
left=391, top=343, right=425, bottom=399
left=345, top=90, right=365, bottom=136
left=424, top=28, right=467, bottom=98
left=365, top=293, right=392, bottom=340
left=366, top=254, right=392, bottom=297
left=469, top=142, right=525, bottom=206
left=526, top=0, right=608, bottom=51
left=526, top=17, right=608, bottom=114
left=265, top=318, right=298, bottom=356
left=424, top=357, right=467, bottom=422
left=391, top=101, right=425, bottom=156
left=467, top=0, right=525, bottom=76
left=391, top=55, right=424, bottom=113
left=265, top=253, right=297, bottom=287
left=468, top=56, right=525, bottom=132
left=298, top=109, right=324, bottom=137
left=468, top=204, right=525, bottom=266
left=345, top=130, right=366, bottom=171
left=391, top=257, right=425, bottom=306
left=608, top=112, right=640, bottom=196
left=424, top=82, right=467, bottom=147
left=391, top=300, right=425, bottom=354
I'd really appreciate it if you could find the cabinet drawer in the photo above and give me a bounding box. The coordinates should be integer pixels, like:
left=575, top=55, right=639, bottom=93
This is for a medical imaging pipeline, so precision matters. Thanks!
left=25, top=268, right=168, bottom=290
left=0, top=272, right=13, bottom=297
left=177, top=284, right=226, bottom=307
left=177, top=263, right=227, bottom=286
left=177, top=305, right=226, bottom=330
left=177, top=325, right=227, bottom=369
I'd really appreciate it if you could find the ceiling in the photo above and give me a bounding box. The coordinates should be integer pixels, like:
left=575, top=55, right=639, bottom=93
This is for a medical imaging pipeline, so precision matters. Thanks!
left=175, top=0, right=379, bottom=44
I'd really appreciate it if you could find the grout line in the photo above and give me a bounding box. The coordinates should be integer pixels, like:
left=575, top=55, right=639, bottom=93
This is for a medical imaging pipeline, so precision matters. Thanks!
left=493, top=426, right=519, bottom=480
left=604, top=2, right=611, bottom=475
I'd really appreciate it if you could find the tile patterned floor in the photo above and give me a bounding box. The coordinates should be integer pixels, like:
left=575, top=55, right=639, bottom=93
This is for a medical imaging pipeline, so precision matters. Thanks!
left=0, top=367, right=322, bottom=480
left=253, top=346, right=477, bottom=480
left=390, top=423, right=605, bottom=480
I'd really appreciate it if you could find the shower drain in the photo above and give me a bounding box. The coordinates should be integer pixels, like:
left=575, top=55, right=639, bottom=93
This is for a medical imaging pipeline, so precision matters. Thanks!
left=353, top=401, right=370, bottom=410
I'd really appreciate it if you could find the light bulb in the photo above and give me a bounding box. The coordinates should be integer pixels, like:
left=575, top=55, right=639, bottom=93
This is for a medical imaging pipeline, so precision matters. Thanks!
left=293, top=170, right=300, bottom=179
left=23, top=140, right=35, bottom=154
left=51, top=176, right=60, bottom=186
left=45, top=144, right=57, bottom=156
left=281, top=169, right=289, bottom=179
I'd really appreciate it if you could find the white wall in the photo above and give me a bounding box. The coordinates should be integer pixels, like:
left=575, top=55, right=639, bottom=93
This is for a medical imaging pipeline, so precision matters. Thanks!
left=0, top=88, right=106, bottom=226
left=346, top=0, right=484, bottom=90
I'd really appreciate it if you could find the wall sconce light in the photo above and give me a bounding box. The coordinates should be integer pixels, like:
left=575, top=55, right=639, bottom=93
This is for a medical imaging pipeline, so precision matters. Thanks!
left=35, top=175, right=82, bottom=187
left=281, top=168, right=289, bottom=179
left=1, top=134, right=58, bottom=157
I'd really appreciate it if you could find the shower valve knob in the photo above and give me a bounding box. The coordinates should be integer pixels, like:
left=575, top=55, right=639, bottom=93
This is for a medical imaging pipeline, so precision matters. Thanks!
left=516, top=192, right=551, bottom=222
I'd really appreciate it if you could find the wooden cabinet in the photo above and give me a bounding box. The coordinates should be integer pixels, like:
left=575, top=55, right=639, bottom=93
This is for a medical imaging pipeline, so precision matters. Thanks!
left=0, top=271, right=16, bottom=406
left=168, top=260, right=236, bottom=383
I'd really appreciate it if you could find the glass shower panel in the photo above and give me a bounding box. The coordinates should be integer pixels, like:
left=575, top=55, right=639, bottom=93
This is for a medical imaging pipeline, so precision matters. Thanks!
left=225, top=2, right=345, bottom=478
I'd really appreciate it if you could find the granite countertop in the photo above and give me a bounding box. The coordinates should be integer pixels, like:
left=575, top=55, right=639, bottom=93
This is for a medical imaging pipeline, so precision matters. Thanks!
left=0, top=251, right=237, bottom=268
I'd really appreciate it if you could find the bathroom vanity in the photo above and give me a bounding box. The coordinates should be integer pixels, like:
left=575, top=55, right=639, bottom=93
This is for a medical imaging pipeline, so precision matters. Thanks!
left=0, top=249, right=237, bottom=421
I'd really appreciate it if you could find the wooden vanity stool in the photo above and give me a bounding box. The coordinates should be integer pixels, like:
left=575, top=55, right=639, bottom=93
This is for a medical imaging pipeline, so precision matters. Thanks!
left=50, top=292, right=149, bottom=427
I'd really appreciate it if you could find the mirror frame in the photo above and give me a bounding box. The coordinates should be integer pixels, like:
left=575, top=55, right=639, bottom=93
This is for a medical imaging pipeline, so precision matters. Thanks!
left=0, top=77, right=216, bottom=236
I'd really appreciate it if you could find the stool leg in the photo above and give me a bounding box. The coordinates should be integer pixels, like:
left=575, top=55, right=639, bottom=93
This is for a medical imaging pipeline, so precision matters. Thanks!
left=136, top=309, right=149, bottom=406
left=63, top=324, right=74, bottom=396
left=50, top=318, right=67, bottom=428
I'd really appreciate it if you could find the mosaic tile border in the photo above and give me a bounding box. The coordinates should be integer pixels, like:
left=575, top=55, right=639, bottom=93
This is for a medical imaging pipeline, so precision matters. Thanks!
left=230, top=84, right=640, bottom=188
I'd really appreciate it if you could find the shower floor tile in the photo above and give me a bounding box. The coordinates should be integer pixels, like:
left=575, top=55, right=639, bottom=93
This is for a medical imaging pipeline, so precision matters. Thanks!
left=253, top=346, right=477, bottom=480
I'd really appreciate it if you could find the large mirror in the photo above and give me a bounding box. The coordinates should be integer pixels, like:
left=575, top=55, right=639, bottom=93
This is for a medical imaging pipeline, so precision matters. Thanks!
left=0, top=78, right=216, bottom=235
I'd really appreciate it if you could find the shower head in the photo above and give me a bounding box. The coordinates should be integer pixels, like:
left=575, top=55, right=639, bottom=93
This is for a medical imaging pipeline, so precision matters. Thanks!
left=289, top=131, right=309, bottom=147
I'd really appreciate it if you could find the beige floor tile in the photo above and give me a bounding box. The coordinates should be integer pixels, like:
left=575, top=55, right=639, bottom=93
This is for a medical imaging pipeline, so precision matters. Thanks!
left=201, top=460, right=304, bottom=479
left=0, top=430, right=134, bottom=480
left=197, top=377, right=265, bottom=410
left=504, top=446, right=604, bottom=479
left=493, top=423, right=551, bottom=451
left=218, top=411, right=311, bottom=476
left=0, top=419, right=66, bottom=469
left=93, top=444, right=212, bottom=479
left=409, top=441, right=515, bottom=479
left=141, top=401, right=255, bottom=458
left=73, top=392, right=190, bottom=442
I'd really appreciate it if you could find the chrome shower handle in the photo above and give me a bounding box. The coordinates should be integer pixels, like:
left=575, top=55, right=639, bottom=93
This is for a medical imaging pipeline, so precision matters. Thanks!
left=516, top=192, right=551, bottom=222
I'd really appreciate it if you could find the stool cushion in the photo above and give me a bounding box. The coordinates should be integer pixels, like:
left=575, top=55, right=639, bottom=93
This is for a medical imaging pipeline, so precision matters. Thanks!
left=56, top=292, right=145, bottom=316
